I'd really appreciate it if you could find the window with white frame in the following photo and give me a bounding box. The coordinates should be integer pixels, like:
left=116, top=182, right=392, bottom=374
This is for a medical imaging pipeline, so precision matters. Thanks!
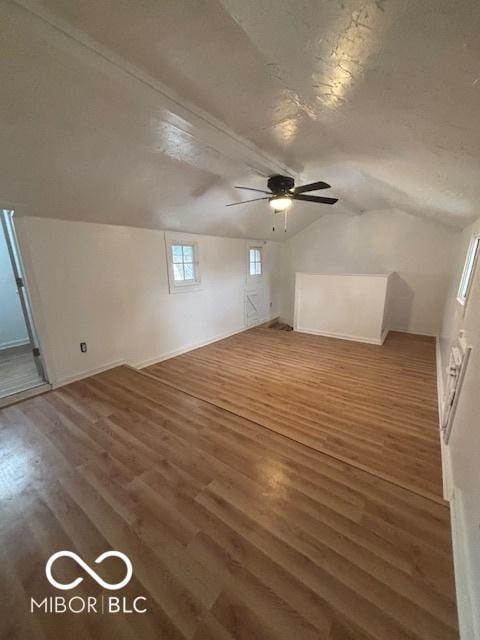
left=457, top=234, right=480, bottom=305
left=249, top=247, right=262, bottom=276
left=166, top=239, right=201, bottom=293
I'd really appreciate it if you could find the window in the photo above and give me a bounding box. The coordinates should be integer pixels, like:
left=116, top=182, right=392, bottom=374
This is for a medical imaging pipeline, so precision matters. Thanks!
left=166, top=238, right=201, bottom=293
left=249, top=247, right=262, bottom=276
left=457, top=234, right=480, bottom=305
left=172, top=244, right=196, bottom=282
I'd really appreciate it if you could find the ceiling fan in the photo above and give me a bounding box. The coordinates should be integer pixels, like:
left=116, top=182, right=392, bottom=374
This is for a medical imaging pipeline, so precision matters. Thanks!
left=226, top=174, right=338, bottom=231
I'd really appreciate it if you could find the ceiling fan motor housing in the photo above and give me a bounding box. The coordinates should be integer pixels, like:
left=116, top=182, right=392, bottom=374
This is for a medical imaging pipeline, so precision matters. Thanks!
left=267, top=174, right=295, bottom=195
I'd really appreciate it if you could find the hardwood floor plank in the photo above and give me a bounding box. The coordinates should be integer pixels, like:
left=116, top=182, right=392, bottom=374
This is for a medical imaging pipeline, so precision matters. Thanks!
left=145, top=329, right=443, bottom=500
left=0, top=362, right=457, bottom=639
left=207, top=476, right=456, bottom=632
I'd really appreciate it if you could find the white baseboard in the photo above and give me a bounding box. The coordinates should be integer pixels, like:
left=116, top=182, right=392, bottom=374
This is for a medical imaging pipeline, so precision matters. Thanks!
left=53, top=360, right=126, bottom=388
left=450, top=490, right=480, bottom=640
left=0, top=338, right=30, bottom=351
left=435, top=338, right=479, bottom=638
left=435, top=336, right=453, bottom=501
left=440, top=437, right=453, bottom=502
left=390, top=327, right=436, bottom=337
left=294, top=327, right=385, bottom=345
left=436, top=336, right=445, bottom=420
left=134, top=313, right=279, bottom=370
left=134, top=327, right=245, bottom=369
left=52, top=314, right=282, bottom=386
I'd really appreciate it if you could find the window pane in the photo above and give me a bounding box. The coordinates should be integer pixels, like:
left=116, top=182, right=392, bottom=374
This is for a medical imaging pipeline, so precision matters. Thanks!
left=459, top=237, right=480, bottom=301
left=182, top=245, right=194, bottom=263
left=173, top=263, right=184, bottom=281
left=249, top=248, right=255, bottom=261
left=184, top=263, right=194, bottom=281
left=249, top=262, right=256, bottom=276
left=255, top=249, right=261, bottom=262
left=256, top=262, right=262, bottom=275
left=172, top=245, right=183, bottom=263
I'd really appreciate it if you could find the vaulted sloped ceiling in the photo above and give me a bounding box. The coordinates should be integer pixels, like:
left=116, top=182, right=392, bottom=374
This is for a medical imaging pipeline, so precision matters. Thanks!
left=1, top=0, right=479, bottom=240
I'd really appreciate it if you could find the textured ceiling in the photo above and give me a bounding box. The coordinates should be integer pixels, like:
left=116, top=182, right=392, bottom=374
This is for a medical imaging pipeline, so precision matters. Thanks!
left=1, top=0, right=479, bottom=240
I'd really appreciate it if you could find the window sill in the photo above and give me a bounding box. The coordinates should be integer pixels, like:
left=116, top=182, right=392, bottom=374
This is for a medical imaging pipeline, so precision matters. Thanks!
left=168, top=283, right=203, bottom=295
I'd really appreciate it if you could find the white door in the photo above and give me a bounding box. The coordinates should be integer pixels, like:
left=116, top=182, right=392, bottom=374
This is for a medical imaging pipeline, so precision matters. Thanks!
left=0, top=209, right=47, bottom=397
left=245, top=289, right=260, bottom=327
left=245, top=242, right=270, bottom=327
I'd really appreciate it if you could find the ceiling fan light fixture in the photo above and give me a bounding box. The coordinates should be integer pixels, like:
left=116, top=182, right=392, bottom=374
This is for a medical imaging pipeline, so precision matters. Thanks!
left=269, top=196, right=291, bottom=211
left=227, top=175, right=336, bottom=211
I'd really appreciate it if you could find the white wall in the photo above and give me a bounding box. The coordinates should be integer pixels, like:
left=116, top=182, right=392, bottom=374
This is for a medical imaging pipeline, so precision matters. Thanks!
left=293, top=272, right=391, bottom=344
left=281, top=210, right=458, bottom=336
left=15, top=217, right=283, bottom=385
left=0, top=226, right=28, bottom=349
left=15, top=211, right=456, bottom=383
left=438, top=218, right=480, bottom=387
left=437, top=215, right=480, bottom=640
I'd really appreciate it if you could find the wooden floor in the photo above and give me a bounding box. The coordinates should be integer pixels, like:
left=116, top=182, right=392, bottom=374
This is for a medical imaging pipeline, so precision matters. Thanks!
left=146, top=328, right=443, bottom=501
left=0, top=365, right=457, bottom=639
left=0, top=344, right=43, bottom=399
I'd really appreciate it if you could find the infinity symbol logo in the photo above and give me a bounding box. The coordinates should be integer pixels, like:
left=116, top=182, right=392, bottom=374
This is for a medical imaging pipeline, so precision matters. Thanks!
left=46, top=551, right=133, bottom=591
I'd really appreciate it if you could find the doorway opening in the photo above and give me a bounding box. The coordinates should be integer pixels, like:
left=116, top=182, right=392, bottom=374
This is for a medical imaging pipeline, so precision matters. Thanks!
left=0, top=209, right=48, bottom=402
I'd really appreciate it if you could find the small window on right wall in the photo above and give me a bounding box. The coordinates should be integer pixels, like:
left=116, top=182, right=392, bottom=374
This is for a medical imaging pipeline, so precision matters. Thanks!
left=457, top=234, right=480, bottom=305
left=249, top=247, right=262, bottom=276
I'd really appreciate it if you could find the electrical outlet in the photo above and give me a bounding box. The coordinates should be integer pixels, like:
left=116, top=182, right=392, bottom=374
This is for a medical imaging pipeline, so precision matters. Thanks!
left=80, top=342, right=87, bottom=353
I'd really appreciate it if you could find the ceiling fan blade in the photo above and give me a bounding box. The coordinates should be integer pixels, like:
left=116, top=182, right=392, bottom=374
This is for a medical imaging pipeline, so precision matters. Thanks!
left=226, top=197, right=270, bottom=207
left=293, top=181, right=331, bottom=193
left=234, top=186, right=272, bottom=194
left=292, top=194, right=338, bottom=205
